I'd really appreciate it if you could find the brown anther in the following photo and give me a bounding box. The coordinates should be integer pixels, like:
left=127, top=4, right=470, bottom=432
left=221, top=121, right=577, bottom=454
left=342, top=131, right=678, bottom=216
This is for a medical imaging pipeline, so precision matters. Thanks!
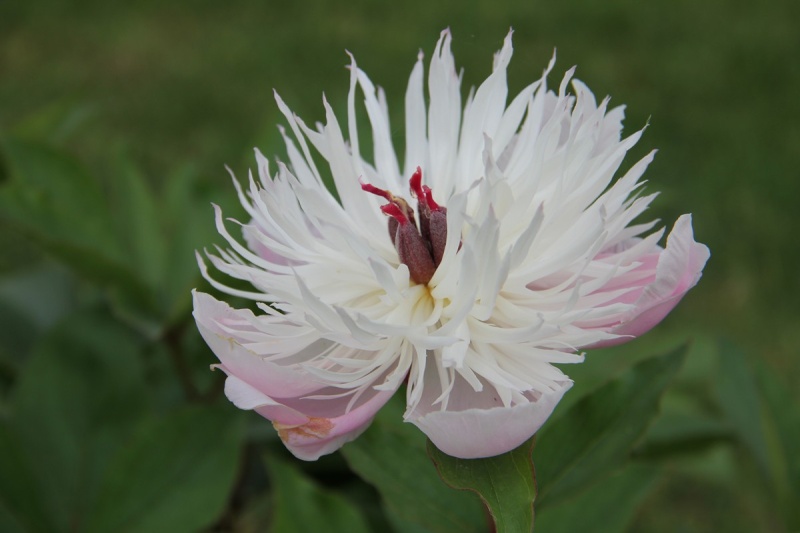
left=395, top=221, right=436, bottom=284
left=428, top=209, right=448, bottom=266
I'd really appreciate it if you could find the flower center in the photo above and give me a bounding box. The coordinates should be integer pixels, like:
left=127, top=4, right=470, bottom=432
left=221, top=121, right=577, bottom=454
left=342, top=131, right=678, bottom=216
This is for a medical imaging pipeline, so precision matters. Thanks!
left=361, top=167, right=448, bottom=285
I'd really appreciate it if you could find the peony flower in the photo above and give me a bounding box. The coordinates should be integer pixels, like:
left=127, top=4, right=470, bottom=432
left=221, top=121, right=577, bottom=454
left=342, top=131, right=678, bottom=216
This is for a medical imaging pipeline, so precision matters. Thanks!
left=193, top=29, right=709, bottom=460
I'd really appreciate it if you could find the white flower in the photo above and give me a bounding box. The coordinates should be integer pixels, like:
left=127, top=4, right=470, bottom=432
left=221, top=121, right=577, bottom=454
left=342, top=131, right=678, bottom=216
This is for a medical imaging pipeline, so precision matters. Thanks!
left=193, top=29, right=709, bottom=460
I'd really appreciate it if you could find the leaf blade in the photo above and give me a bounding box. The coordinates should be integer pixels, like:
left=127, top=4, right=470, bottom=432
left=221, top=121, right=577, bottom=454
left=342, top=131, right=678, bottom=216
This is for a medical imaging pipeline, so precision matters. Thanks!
left=535, top=345, right=687, bottom=508
left=534, top=463, right=660, bottom=533
left=86, top=405, right=245, bottom=533
left=427, top=437, right=536, bottom=533
left=715, top=340, right=771, bottom=477
left=341, top=394, right=485, bottom=533
left=265, top=454, right=371, bottom=533
left=6, top=311, right=150, bottom=532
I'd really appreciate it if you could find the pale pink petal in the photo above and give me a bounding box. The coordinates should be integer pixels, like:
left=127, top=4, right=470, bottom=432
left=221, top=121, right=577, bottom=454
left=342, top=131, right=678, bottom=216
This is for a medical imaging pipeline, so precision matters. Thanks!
left=275, top=388, right=395, bottom=460
left=411, top=388, right=570, bottom=459
left=217, top=357, right=399, bottom=460
left=220, top=372, right=309, bottom=426
left=193, top=291, right=323, bottom=397
left=193, top=290, right=401, bottom=460
left=220, top=364, right=397, bottom=460
left=407, top=370, right=572, bottom=459
left=586, top=214, right=709, bottom=348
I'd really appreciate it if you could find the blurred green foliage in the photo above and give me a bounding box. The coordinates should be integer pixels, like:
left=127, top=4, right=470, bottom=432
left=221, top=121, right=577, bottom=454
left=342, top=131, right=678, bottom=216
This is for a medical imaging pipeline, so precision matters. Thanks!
left=0, top=0, right=797, bottom=531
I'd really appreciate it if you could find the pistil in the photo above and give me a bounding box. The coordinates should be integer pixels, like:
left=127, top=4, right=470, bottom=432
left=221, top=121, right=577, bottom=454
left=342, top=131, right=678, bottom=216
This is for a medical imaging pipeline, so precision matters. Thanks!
left=360, top=168, right=448, bottom=285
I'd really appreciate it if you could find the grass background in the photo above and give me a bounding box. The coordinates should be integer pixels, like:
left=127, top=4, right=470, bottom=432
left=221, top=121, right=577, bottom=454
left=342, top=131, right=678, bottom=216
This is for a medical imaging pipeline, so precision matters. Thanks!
left=1, top=0, right=798, bottom=531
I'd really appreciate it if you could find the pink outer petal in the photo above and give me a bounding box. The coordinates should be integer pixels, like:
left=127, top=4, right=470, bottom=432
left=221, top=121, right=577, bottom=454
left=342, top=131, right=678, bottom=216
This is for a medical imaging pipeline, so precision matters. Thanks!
left=220, top=366, right=396, bottom=460
left=272, top=388, right=396, bottom=460
left=193, top=291, right=322, bottom=397
left=408, top=382, right=572, bottom=459
left=587, top=214, right=710, bottom=349
left=193, top=290, right=400, bottom=460
left=220, top=371, right=310, bottom=426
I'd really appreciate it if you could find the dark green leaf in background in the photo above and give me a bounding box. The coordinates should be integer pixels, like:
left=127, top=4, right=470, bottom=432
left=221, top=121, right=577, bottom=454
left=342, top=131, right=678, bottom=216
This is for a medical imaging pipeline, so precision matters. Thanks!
left=0, top=137, right=121, bottom=258
left=265, top=454, right=371, bottom=533
left=634, top=338, right=735, bottom=461
left=0, top=137, right=151, bottom=310
left=714, top=340, right=771, bottom=479
left=9, top=98, right=94, bottom=144
left=5, top=311, right=150, bottom=533
left=0, top=424, right=51, bottom=533
left=341, top=393, right=486, bottom=533
left=160, top=164, right=217, bottom=327
left=0, top=263, right=74, bottom=332
left=534, top=463, right=660, bottom=533
left=108, top=149, right=167, bottom=295
left=754, top=354, right=800, bottom=529
left=635, top=412, right=733, bottom=459
left=86, top=406, right=244, bottom=533
left=0, top=311, right=244, bottom=533
left=102, top=148, right=171, bottom=336
left=534, top=345, right=687, bottom=508
left=0, top=299, right=39, bottom=386
left=428, top=437, right=536, bottom=533
left=0, top=136, right=217, bottom=336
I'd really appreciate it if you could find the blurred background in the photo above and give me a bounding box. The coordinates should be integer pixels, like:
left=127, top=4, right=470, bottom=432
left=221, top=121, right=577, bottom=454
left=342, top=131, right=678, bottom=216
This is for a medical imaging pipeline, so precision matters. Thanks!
left=1, top=0, right=797, bottom=531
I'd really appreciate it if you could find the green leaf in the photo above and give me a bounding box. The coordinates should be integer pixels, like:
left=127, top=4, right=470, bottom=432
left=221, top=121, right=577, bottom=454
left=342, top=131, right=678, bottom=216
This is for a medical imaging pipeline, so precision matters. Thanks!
left=5, top=310, right=150, bottom=532
left=0, top=298, right=38, bottom=379
left=0, top=424, right=52, bottom=533
left=534, top=345, right=686, bottom=508
left=714, top=340, right=771, bottom=478
left=635, top=412, right=733, bottom=459
left=0, top=506, right=26, bottom=533
left=427, top=437, right=536, bottom=533
left=1, top=308, right=244, bottom=533
left=341, top=393, right=485, bottom=533
left=265, top=454, right=371, bottom=533
left=0, top=262, right=74, bottom=329
left=85, top=405, right=245, bottom=533
left=755, top=358, right=800, bottom=528
left=160, top=165, right=214, bottom=326
left=10, top=99, right=94, bottom=143
left=101, top=150, right=173, bottom=336
left=0, top=137, right=119, bottom=256
left=534, top=463, right=660, bottom=533
left=108, top=149, right=167, bottom=291
left=0, top=138, right=151, bottom=307
left=0, top=263, right=75, bottom=374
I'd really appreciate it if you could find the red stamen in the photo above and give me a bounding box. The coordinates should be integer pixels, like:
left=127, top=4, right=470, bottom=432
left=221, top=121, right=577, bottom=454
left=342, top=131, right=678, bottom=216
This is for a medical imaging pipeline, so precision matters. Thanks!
left=360, top=180, right=394, bottom=202
left=409, top=167, right=424, bottom=199
left=380, top=203, right=409, bottom=225
left=361, top=168, right=449, bottom=284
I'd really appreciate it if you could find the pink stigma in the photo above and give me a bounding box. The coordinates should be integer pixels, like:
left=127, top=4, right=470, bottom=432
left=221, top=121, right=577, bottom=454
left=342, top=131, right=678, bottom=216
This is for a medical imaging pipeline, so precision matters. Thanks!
left=409, top=167, right=424, bottom=199
left=422, top=185, right=441, bottom=211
